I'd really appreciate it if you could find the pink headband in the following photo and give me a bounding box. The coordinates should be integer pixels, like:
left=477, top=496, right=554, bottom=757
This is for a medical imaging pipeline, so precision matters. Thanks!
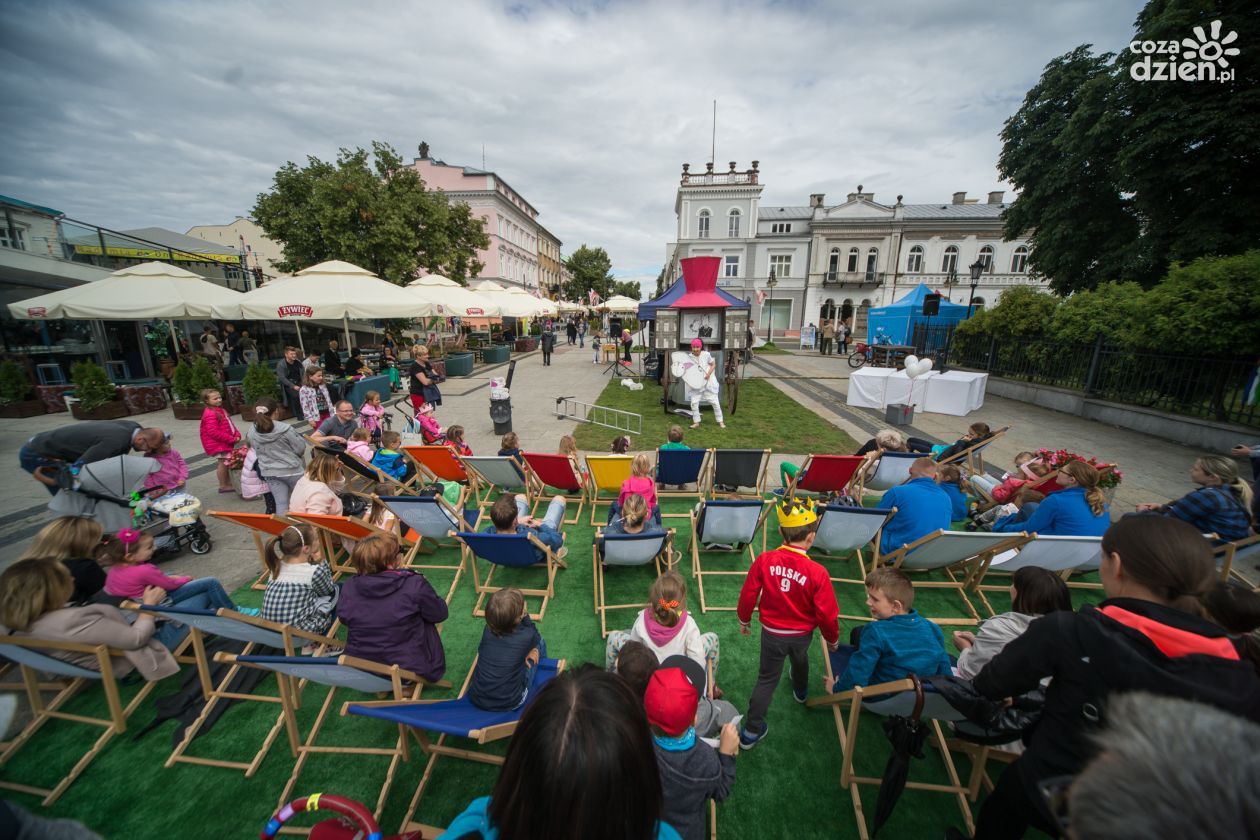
left=117, top=528, right=141, bottom=546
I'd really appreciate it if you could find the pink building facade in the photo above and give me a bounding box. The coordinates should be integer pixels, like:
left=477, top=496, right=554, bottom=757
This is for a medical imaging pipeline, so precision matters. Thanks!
left=409, top=153, right=554, bottom=291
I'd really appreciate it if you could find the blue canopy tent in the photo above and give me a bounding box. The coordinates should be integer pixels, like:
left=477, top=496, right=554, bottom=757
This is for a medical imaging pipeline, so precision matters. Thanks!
left=637, top=279, right=749, bottom=321
left=866, top=284, right=970, bottom=346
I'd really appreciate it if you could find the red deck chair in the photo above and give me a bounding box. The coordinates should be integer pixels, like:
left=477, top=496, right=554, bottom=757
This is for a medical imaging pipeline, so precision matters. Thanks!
left=520, top=452, right=587, bottom=525
left=785, top=454, right=867, bottom=500
left=403, top=445, right=468, bottom=483
left=208, top=511, right=300, bottom=590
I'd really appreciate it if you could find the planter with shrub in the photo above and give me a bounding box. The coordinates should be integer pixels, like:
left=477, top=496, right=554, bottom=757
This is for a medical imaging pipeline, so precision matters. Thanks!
left=69, top=361, right=126, bottom=420
left=170, top=357, right=223, bottom=420
left=0, top=360, right=45, bottom=418
left=238, top=363, right=288, bottom=422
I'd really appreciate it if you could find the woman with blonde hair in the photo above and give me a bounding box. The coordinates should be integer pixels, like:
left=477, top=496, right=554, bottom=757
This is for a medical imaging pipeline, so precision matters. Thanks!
left=288, top=449, right=344, bottom=516
left=994, top=459, right=1109, bottom=536
left=20, top=516, right=105, bottom=604
left=1136, top=455, right=1254, bottom=542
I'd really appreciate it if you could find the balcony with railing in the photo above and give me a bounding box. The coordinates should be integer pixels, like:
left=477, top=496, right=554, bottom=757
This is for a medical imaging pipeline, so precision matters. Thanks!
left=819, top=270, right=885, bottom=286
left=680, top=160, right=760, bottom=186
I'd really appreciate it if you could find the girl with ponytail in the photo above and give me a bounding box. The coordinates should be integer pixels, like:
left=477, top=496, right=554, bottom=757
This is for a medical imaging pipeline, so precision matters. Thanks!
left=968, top=516, right=1260, bottom=838
left=260, top=523, right=337, bottom=638
left=1136, top=455, right=1255, bottom=542
left=994, top=458, right=1109, bottom=536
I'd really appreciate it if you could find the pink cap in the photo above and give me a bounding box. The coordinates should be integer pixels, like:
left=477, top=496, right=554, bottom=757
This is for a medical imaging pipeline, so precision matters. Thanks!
left=691, top=338, right=703, bottom=349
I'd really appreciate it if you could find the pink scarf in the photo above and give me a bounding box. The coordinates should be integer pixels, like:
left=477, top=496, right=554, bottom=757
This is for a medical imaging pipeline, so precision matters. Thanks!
left=643, top=609, right=688, bottom=648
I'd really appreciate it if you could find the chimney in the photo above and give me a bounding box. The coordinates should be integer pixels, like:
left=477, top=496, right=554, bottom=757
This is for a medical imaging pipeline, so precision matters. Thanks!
left=987, top=191, right=1005, bottom=205
left=809, top=193, right=825, bottom=208
left=952, top=191, right=967, bottom=205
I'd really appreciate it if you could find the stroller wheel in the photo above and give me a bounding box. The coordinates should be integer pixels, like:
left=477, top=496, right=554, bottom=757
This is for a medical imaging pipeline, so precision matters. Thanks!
left=189, top=531, right=213, bottom=555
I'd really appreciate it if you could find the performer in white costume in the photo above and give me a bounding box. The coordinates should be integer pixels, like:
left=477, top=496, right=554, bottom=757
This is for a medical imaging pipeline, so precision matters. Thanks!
left=684, top=338, right=725, bottom=429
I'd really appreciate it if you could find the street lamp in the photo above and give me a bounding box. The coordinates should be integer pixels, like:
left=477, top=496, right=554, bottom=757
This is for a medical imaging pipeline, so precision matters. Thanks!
left=763, top=269, right=778, bottom=344
left=966, top=259, right=984, bottom=316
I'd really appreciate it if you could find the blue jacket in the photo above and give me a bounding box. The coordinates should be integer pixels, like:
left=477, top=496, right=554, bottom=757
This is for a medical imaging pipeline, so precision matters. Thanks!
left=994, top=486, right=1109, bottom=536
left=371, top=449, right=408, bottom=481
left=879, top=477, right=953, bottom=555
left=940, top=482, right=969, bottom=521
left=834, top=610, right=954, bottom=691
left=468, top=616, right=543, bottom=712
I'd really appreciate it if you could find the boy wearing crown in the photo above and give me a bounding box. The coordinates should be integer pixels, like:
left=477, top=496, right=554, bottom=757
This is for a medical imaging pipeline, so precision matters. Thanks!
left=736, top=497, right=840, bottom=749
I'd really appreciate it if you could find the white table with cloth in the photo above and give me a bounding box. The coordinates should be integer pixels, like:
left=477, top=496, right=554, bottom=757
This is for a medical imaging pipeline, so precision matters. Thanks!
left=846, top=368, right=987, bottom=416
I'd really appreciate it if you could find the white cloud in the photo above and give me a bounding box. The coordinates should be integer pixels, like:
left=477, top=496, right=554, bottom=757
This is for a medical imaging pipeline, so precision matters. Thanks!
left=0, top=0, right=1145, bottom=275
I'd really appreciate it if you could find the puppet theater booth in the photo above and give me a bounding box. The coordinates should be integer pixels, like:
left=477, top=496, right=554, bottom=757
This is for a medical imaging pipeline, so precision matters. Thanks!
left=639, top=256, right=750, bottom=414
left=865, top=283, right=970, bottom=350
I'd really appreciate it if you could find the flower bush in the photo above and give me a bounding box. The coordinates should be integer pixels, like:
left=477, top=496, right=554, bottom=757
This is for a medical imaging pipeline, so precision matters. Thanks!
left=1035, top=448, right=1123, bottom=489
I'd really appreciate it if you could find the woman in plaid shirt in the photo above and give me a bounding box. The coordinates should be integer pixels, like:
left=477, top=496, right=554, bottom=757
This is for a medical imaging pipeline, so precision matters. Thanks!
left=260, top=523, right=337, bottom=638
left=1136, top=455, right=1254, bottom=542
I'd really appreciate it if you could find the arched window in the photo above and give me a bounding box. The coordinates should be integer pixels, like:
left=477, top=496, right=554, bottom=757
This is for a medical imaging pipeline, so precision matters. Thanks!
left=907, top=245, right=924, bottom=273
left=971, top=296, right=987, bottom=312
left=821, top=298, right=836, bottom=320
left=1010, top=246, right=1029, bottom=274
left=828, top=248, right=840, bottom=279
left=979, top=244, right=995, bottom=274
left=942, top=245, right=959, bottom=275
left=865, top=248, right=879, bottom=278
left=728, top=208, right=741, bottom=238
left=847, top=247, right=859, bottom=273
left=697, top=209, right=710, bottom=239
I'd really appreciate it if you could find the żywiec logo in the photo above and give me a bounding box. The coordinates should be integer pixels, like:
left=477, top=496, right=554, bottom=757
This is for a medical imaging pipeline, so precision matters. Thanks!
left=1131, top=19, right=1240, bottom=82
left=276, top=305, right=313, bottom=318
left=26, top=307, right=47, bottom=317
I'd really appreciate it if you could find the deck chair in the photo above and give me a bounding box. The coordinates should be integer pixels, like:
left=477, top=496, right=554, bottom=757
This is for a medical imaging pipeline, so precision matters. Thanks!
left=881, top=530, right=1030, bottom=625
left=403, top=445, right=469, bottom=484
left=460, top=455, right=530, bottom=509
left=806, top=637, right=974, bottom=839
left=594, top=529, right=677, bottom=637
left=345, top=657, right=566, bottom=833
left=456, top=531, right=563, bottom=620
left=970, top=535, right=1104, bottom=613
left=689, top=499, right=771, bottom=613
left=145, top=605, right=339, bottom=777
left=707, top=449, right=770, bottom=499
left=785, top=454, right=866, bottom=500
left=1213, top=533, right=1260, bottom=585
left=655, top=448, right=713, bottom=515
left=222, top=653, right=448, bottom=830
left=806, top=506, right=896, bottom=595
left=585, top=454, right=634, bottom=525
left=379, top=493, right=480, bottom=553
left=320, top=445, right=418, bottom=495
left=856, top=451, right=920, bottom=496
left=208, top=511, right=300, bottom=590
left=938, top=426, right=1009, bottom=474
left=520, top=452, right=588, bottom=525
left=0, top=635, right=166, bottom=805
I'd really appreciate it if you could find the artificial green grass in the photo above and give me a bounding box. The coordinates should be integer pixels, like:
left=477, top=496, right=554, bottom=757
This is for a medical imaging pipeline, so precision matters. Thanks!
left=572, top=378, right=858, bottom=454
left=3, top=499, right=1099, bottom=838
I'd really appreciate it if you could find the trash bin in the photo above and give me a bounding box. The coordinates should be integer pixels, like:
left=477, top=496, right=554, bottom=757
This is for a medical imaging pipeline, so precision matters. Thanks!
left=490, top=397, right=512, bottom=435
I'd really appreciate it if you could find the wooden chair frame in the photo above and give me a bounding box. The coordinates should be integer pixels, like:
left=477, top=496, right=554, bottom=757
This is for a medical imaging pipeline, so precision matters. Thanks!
left=319, top=445, right=420, bottom=496
left=964, top=535, right=1105, bottom=614
left=689, top=500, right=771, bottom=613
left=705, top=449, right=771, bottom=500
left=402, top=445, right=469, bottom=485
left=593, top=529, right=677, bottom=637
left=784, top=454, right=867, bottom=500
left=379, top=492, right=480, bottom=553
left=460, top=454, right=532, bottom=510
left=521, top=452, right=588, bottom=526
left=805, top=636, right=974, bottom=839
left=208, top=510, right=302, bottom=591
left=0, top=635, right=165, bottom=805
left=855, top=451, right=921, bottom=498
left=1212, top=533, right=1260, bottom=586
left=585, top=454, right=634, bottom=525
left=880, top=530, right=1030, bottom=626
left=655, top=448, right=714, bottom=516
left=937, top=426, right=1009, bottom=475
left=458, top=532, right=562, bottom=620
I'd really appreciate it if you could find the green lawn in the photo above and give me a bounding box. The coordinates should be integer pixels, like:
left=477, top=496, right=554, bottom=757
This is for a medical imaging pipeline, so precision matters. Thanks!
left=4, top=497, right=1088, bottom=838
left=572, top=378, right=858, bottom=454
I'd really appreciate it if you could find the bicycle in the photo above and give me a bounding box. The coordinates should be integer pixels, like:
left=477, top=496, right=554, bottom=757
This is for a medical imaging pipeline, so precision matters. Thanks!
left=847, top=341, right=872, bottom=369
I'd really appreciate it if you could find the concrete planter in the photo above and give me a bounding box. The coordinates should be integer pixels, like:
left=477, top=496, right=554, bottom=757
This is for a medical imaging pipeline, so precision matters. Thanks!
left=445, top=352, right=475, bottom=377
left=482, top=345, right=511, bottom=364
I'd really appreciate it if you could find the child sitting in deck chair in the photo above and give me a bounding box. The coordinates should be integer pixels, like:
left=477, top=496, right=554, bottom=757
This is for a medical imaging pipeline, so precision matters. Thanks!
left=468, top=588, right=546, bottom=711
left=346, top=427, right=375, bottom=464
left=831, top=568, right=953, bottom=693
left=485, top=492, right=568, bottom=564
left=371, top=431, right=412, bottom=483
left=415, top=401, right=446, bottom=445
left=931, top=421, right=992, bottom=463
left=936, top=464, right=971, bottom=521
left=609, top=453, right=661, bottom=525
left=260, top=523, right=337, bottom=645
left=660, top=425, right=689, bottom=451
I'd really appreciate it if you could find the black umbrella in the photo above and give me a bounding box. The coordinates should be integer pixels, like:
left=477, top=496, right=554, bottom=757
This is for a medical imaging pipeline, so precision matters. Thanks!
left=872, top=675, right=928, bottom=836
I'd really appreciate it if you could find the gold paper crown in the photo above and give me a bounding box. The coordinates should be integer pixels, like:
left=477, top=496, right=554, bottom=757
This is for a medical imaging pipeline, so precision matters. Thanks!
left=777, top=497, right=818, bottom=528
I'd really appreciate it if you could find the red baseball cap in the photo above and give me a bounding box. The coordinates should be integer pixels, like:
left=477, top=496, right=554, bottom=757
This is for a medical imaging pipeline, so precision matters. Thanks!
left=644, top=667, right=699, bottom=736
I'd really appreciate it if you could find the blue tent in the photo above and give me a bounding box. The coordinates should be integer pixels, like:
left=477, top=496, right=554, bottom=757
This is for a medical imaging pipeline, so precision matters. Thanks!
left=637, top=279, right=749, bottom=321
left=866, top=283, right=970, bottom=345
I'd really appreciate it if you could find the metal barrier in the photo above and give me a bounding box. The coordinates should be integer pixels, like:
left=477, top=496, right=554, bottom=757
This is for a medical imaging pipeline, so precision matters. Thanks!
left=555, top=397, right=642, bottom=434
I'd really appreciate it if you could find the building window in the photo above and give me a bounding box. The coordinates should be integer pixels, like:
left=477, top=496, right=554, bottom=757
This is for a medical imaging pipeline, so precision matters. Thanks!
left=972, top=296, right=987, bottom=312
left=697, top=210, right=710, bottom=239
left=847, top=247, right=859, bottom=273
left=759, top=299, right=791, bottom=333
left=728, top=209, right=741, bottom=238
left=942, top=245, right=959, bottom=275
left=769, top=254, right=792, bottom=278
left=0, top=225, right=26, bottom=251
left=865, top=248, right=878, bottom=278
left=828, top=248, right=840, bottom=279
left=771, top=222, right=792, bottom=233
left=1010, top=246, right=1029, bottom=274
left=907, top=245, right=924, bottom=273
left=979, top=244, right=995, bottom=273
left=724, top=255, right=740, bottom=277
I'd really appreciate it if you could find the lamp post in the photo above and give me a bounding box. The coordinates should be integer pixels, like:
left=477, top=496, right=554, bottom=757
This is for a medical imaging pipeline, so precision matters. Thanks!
left=944, top=269, right=957, bottom=303
left=966, top=259, right=984, bottom=316
left=763, top=269, right=778, bottom=345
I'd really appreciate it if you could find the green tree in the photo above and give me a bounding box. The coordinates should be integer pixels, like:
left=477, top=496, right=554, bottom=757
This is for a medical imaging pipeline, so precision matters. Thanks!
left=1126, top=250, right=1260, bottom=356
left=563, top=245, right=614, bottom=301
left=1048, top=281, right=1146, bottom=345
left=252, top=141, right=489, bottom=285
left=654, top=265, right=669, bottom=298
left=611, top=280, right=642, bottom=300
left=954, top=286, right=1060, bottom=339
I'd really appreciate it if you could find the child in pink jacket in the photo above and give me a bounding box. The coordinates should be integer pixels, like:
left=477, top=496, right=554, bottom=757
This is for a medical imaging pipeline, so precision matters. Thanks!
left=143, top=436, right=189, bottom=496
left=358, top=391, right=386, bottom=444
left=199, top=389, right=241, bottom=494
left=609, top=452, right=661, bottom=525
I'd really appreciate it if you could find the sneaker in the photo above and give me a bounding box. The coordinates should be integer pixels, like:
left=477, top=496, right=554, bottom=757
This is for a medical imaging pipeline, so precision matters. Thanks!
left=554, top=546, right=569, bottom=568
left=236, top=606, right=260, bottom=617
left=790, top=667, right=808, bottom=703
left=739, top=723, right=768, bottom=750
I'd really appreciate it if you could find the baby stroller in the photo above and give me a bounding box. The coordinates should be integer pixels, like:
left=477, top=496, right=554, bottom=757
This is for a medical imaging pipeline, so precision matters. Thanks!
left=393, top=396, right=446, bottom=445
left=138, top=490, right=213, bottom=559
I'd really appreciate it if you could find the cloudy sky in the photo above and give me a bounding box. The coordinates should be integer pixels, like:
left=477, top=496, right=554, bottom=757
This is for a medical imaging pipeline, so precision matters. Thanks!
left=0, top=0, right=1145, bottom=293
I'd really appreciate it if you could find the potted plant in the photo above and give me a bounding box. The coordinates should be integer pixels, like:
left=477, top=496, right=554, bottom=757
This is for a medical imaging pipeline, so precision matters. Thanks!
left=170, top=356, right=222, bottom=420
left=144, top=322, right=177, bottom=378
left=238, top=363, right=287, bottom=421
left=0, top=360, right=45, bottom=418
left=69, top=360, right=126, bottom=420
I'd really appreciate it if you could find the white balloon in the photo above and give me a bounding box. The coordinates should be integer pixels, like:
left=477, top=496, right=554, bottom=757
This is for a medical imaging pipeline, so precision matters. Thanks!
left=905, top=357, right=934, bottom=379
left=904, top=354, right=920, bottom=369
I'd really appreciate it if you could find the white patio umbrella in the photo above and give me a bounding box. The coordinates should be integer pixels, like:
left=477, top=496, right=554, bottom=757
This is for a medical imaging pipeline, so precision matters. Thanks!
left=406, top=274, right=501, bottom=318
left=215, top=259, right=424, bottom=348
left=8, top=261, right=245, bottom=358
left=598, top=294, right=641, bottom=314
left=500, top=284, right=556, bottom=318
left=556, top=300, right=587, bottom=314
left=469, top=280, right=541, bottom=319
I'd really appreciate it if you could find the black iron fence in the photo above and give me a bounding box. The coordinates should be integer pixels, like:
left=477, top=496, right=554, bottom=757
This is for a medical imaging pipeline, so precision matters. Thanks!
left=910, top=326, right=1259, bottom=429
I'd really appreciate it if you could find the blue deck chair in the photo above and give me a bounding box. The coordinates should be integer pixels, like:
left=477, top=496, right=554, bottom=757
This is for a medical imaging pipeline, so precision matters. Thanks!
left=881, top=531, right=1030, bottom=626
left=806, top=637, right=975, bottom=838
left=655, top=447, right=713, bottom=516
left=139, top=605, right=338, bottom=777
left=460, top=455, right=530, bottom=510
left=0, top=635, right=166, bottom=805
left=345, top=657, right=566, bottom=833
left=857, top=450, right=921, bottom=496
left=594, top=529, right=677, bottom=637
left=707, top=449, right=770, bottom=499
left=222, top=653, right=448, bottom=826
left=378, top=495, right=476, bottom=601
left=689, top=499, right=770, bottom=613
left=456, top=531, right=563, bottom=620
